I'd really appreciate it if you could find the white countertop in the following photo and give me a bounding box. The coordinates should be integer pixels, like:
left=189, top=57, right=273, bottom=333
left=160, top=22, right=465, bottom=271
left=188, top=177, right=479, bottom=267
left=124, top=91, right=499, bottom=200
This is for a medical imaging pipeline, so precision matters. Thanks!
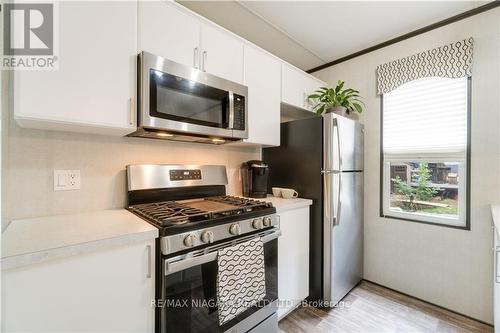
left=1, top=210, right=158, bottom=270
left=492, top=205, right=500, bottom=239
left=259, top=195, right=313, bottom=213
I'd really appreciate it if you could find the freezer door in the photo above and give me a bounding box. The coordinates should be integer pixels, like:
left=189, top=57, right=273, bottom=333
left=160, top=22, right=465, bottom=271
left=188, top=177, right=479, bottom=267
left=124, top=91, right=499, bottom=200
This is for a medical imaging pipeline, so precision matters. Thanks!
left=323, top=171, right=363, bottom=304
left=323, top=113, right=364, bottom=172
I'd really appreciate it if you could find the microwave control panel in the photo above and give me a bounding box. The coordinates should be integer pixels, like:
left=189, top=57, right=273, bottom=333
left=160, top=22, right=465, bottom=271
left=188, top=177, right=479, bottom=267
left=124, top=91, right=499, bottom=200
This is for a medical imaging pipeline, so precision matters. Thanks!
left=233, top=94, right=246, bottom=130
left=170, top=169, right=202, bottom=181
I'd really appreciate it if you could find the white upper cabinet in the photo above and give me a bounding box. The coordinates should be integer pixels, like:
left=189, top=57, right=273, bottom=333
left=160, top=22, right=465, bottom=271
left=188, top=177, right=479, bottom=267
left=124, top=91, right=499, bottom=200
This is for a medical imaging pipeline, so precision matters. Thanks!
left=200, top=23, right=244, bottom=84
left=281, top=64, right=326, bottom=112
left=14, top=1, right=137, bottom=136
left=138, top=1, right=201, bottom=69
left=138, top=2, right=243, bottom=83
left=13, top=0, right=325, bottom=140
left=243, top=45, right=281, bottom=146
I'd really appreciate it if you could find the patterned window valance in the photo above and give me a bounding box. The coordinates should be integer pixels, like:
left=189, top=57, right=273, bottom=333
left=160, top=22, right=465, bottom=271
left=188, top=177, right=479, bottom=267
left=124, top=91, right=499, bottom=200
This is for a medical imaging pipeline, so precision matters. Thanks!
left=376, top=38, right=474, bottom=95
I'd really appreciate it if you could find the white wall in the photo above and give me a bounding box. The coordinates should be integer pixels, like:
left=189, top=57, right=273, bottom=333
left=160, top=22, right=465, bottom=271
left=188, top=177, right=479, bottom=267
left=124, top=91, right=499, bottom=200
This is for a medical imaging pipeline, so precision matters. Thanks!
left=1, top=120, right=259, bottom=229
left=314, top=8, right=500, bottom=323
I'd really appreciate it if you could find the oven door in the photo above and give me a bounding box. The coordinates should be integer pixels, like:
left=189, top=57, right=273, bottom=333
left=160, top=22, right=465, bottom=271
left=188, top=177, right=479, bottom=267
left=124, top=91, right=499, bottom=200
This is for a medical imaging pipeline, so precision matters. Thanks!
left=159, top=229, right=279, bottom=333
left=139, top=52, right=248, bottom=139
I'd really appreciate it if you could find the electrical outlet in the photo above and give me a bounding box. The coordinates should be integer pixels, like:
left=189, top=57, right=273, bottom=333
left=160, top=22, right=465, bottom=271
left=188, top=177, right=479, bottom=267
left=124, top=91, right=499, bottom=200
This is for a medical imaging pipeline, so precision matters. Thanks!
left=54, top=170, right=81, bottom=191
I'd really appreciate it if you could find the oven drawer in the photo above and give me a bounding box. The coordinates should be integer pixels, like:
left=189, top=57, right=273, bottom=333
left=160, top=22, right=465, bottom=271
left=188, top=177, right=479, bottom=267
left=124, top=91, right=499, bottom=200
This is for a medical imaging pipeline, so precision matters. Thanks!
left=249, top=313, right=278, bottom=333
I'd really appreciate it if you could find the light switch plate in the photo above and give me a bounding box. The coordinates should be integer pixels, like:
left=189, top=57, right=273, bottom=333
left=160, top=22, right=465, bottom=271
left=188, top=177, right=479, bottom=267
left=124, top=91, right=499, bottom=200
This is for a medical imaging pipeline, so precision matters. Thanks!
left=54, top=170, right=81, bottom=191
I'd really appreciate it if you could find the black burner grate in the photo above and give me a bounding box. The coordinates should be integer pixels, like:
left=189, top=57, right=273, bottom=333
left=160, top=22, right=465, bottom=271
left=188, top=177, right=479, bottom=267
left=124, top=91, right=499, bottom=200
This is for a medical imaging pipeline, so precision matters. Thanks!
left=207, top=196, right=272, bottom=211
left=129, top=196, right=272, bottom=228
left=129, top=201, right=211, bottom=226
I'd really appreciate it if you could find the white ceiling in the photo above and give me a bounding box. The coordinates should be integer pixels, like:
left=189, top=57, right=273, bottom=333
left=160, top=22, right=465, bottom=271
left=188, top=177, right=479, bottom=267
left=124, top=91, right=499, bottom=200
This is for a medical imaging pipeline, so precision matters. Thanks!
left=178, top=1, right=488, bottom=71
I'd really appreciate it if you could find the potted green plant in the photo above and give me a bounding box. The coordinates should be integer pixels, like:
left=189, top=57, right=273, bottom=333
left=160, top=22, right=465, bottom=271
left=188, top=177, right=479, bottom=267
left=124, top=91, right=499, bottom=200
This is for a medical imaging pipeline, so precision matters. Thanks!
left=307, top=80, right=364, bottom=117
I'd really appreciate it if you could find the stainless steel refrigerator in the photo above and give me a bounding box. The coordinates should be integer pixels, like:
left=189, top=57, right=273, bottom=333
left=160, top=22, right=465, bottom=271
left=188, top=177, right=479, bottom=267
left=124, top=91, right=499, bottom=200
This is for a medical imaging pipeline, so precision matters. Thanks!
left=263, top=113, right=363, bottom=304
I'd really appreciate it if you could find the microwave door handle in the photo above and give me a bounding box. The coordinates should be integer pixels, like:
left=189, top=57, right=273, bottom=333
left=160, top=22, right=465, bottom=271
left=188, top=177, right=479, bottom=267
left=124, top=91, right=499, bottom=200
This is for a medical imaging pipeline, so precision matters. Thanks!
left=228, top=91, right=235, bottom=129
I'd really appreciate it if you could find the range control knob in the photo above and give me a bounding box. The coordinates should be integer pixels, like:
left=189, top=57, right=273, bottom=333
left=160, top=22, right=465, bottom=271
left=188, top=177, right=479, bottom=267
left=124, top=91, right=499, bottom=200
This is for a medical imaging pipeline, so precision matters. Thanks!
left=252, top=218, right=264, bottom=230
left=183, top=233, right=196, bottom=247
left=200, top=231, right=214, bottom=244
left=263, top=216, right=273, bottom=227
left=229, top=223, right=241, bottom=236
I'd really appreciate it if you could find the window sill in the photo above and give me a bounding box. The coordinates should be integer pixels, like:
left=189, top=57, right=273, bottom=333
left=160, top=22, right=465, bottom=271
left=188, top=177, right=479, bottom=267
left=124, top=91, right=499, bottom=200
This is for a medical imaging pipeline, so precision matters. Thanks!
left=379, top=213, right=470, bottom=230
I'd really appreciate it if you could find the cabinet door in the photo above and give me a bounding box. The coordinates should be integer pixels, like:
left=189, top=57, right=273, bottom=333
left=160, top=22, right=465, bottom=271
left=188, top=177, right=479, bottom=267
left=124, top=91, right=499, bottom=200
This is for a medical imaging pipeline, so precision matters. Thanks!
left=2, top=240, right=155, bottom=332
left=277, top=207, right=310, bottom=320
left=14, top=1, right=137, bottom=136
left=200, top=23, right=244, bottom=84
left=281, top=64, right=326, bottom=112
left=138, top=1, right=201, bottom=68
left=244, top=46, right=281, bottom=146
left=305, top=76, right=326, bottom=112
left=281, top=64, right=308, bottom=109
left=494, top=227, right=500, bottom=332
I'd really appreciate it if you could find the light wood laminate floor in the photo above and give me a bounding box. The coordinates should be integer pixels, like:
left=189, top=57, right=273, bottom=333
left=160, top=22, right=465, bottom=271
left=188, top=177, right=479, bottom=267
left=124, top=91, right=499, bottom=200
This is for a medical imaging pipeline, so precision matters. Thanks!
left=278, top=281, right=493, bottom=333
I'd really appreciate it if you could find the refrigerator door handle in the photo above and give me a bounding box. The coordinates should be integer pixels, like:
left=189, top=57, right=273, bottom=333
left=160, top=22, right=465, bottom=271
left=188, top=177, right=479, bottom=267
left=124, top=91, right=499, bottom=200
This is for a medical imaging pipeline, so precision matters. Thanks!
left=331, top=118, right=342, bottom=225
left=335, top=174, right=342, bottom=226
left=323, top=171, right=341, bottom=226
left=324, top=172, right=333, bottom=226
left=334, top=118, right=343, bottom=171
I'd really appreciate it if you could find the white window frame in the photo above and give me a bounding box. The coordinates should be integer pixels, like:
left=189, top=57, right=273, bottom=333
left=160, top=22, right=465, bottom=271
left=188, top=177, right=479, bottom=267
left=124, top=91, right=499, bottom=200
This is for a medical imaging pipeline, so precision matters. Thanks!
left=382, top=157, right=467, bottom=227
left=380, top=78, right=470, bottom=229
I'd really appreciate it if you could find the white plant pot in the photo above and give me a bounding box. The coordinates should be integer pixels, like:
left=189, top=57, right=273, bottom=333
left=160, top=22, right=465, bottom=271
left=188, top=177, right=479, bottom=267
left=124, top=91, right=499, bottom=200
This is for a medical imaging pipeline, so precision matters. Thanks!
left=327, top=106, right=348, bottom=117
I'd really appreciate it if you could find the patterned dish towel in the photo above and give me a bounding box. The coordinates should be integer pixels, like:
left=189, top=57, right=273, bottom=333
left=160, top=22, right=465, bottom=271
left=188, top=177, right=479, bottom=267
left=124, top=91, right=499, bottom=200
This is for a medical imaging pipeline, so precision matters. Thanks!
left=216, top=237, right=266, bottom=326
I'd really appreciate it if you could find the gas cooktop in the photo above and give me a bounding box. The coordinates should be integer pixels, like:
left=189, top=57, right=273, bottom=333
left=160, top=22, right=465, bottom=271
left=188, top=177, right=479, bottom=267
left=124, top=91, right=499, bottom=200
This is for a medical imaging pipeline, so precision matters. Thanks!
left=127, top=164, right=278, bottom=252
left=128, top=195, right=275, bottom=232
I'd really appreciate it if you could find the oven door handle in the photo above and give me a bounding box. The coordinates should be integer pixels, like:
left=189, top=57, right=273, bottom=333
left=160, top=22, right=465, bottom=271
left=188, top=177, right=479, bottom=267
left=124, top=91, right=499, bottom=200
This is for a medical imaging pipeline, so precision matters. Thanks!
left=164, top=230, right=281, bottom=275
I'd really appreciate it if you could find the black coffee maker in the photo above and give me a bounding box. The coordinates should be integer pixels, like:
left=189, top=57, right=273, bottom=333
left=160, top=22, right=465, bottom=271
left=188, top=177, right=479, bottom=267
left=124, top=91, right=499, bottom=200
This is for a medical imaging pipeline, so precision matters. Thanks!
left=241, top=160, right=269, bottom=198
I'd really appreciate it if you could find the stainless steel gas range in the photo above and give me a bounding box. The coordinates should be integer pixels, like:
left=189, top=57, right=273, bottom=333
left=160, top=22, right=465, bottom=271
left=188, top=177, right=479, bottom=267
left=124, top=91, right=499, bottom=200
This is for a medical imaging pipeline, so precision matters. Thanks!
left=126, top=164, right=280, bottom=333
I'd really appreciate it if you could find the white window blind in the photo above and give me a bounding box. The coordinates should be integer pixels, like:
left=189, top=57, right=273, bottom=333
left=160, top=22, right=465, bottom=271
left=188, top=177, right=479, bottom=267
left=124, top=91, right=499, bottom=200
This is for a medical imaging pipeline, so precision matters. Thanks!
left=383, top=77, right=468, bottom=156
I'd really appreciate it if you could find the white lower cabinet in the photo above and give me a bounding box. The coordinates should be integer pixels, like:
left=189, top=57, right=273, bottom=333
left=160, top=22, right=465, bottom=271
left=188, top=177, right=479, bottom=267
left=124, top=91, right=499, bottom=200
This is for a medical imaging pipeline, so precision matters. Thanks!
left=1, top=240, right=155, bottom=332
left=494, top=223, right=500, bottom=332
left=277, top=207, right=310, bottom=320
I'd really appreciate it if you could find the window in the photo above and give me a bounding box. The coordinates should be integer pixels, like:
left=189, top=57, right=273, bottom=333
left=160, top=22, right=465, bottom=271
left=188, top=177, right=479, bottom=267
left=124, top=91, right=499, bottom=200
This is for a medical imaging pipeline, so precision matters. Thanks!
left=381, top=76, right=470, bottom=228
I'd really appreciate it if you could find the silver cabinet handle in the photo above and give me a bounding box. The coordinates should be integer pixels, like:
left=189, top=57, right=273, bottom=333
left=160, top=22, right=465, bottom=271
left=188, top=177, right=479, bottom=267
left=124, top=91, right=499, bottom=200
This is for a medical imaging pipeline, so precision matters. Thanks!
left=146, top=244, right=152, bottom=279
left=193, top=47, right=199, bottom=69
left=202, top=51, right=207, bottom=72
left=496, top=246, right=500, bottom=284
left=492, top=225, right=496, bottom=251
left=129, top=97, right=135, bottom=126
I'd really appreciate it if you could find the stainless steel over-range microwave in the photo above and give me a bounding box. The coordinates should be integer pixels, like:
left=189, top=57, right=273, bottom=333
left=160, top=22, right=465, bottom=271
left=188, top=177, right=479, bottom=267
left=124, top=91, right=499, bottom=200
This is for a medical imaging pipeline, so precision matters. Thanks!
left=128, top=52, right=248, bottom=144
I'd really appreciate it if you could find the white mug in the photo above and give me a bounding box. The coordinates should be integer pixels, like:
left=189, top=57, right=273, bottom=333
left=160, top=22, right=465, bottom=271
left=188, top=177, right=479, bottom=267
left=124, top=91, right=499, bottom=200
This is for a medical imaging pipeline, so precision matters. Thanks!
left=281, top=188, right=298, bottom=199
left=272, top=187, right=282, bottom=197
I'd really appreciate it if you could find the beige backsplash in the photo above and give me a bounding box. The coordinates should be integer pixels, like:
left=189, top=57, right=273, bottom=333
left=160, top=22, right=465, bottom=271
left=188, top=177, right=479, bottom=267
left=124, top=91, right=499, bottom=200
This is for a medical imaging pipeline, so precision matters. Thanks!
left=2, top=116, right=260, bottom=229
